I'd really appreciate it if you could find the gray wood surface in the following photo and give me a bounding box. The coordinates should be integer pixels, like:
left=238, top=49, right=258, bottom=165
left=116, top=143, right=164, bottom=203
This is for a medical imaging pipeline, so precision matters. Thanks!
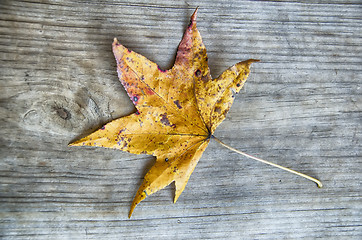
left=1, top=0, right=361, bottom=239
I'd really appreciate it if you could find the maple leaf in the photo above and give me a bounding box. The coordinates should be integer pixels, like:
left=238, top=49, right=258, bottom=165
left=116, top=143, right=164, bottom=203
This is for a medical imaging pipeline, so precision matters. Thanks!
left=71, top=9, right=258, bottom=217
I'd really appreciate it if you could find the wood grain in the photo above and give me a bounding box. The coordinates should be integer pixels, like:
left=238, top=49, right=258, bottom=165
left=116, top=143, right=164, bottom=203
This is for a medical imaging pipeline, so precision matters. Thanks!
left=0, top=0, right=361, bottom=239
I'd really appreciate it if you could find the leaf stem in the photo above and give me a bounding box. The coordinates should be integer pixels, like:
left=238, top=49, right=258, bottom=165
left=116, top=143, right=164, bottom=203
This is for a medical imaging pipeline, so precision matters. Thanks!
left=212, top=136, right=323, bottom=188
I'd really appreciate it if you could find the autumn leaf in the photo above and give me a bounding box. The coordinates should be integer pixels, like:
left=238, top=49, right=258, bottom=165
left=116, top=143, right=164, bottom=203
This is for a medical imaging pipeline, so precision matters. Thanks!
left=70, top=9, right=257, bottom=217
left=71, top=8, right=323, bottom=217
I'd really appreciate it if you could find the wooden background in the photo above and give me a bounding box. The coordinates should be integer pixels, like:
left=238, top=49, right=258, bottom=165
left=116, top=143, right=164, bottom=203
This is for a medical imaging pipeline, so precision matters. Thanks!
left=1, top=0, right=361, bottom=239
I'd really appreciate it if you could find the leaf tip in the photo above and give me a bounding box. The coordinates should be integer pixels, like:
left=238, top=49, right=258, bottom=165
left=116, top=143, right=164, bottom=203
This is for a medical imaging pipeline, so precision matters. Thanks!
left=68, top=137, right=88, bottom=147
left=68, top=140, right=79, bottom=147
left=128, top=208, right=134, bottom=219
left=112, top=38, right=124, bottom=49
left=246, top=59, right=260, bottom=65
left=128, top=201, right=137, bottom=218
left=239, top=59, right=260, bottom=69
left=190, top=7, right=198, bottom=25
left=192, top=7, right=198, bottom=18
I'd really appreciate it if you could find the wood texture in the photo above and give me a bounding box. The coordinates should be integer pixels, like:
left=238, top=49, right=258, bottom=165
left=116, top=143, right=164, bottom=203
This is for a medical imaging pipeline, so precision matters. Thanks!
left=0, top=0, right=361, bottom=239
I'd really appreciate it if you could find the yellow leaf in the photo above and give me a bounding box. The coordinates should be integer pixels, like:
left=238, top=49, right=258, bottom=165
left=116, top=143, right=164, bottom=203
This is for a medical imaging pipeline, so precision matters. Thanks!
left=70, top=9, right=257, bottom=218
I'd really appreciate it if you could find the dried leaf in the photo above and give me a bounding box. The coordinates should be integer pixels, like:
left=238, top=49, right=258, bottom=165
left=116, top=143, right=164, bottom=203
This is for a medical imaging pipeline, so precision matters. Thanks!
left=70, top=9, right=258, bottom=217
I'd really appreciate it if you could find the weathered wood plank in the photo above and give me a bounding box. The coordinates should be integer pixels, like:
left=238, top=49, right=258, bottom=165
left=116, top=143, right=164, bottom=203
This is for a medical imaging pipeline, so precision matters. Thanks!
left=0, top=0, right=361, bottom=239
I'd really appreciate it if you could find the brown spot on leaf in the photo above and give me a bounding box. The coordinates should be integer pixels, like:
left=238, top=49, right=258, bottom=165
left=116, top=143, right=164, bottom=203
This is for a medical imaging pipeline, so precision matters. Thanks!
left=160, top=113, right=171, bottom=126
left=214, top=107, right=221, bottom=114
left=174, top=100, right=182, bottom=109
left=201, top=74, right=209, bottom=83
left=195, top=69, right=201, bottom=77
